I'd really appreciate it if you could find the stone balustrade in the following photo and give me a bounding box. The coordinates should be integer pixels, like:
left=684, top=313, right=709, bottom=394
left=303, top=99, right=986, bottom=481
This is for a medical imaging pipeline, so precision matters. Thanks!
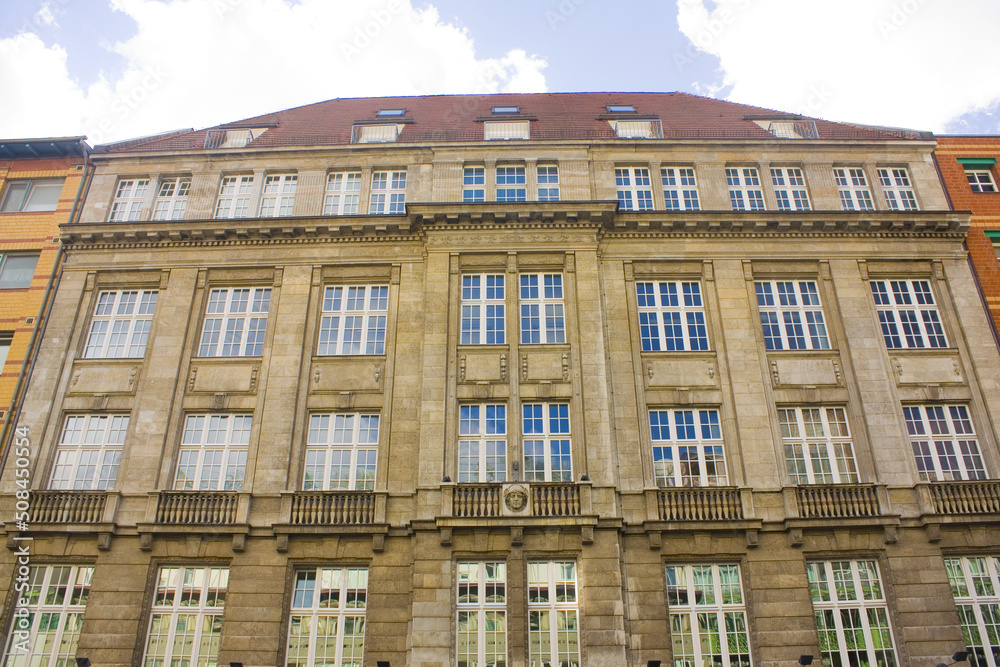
left=657, top=487, right=744, bottom=521
left=927, top=480, right=1000, bottom=514
left=289, top=491, right=375, bottom=525
left=29, top=491, right=109, bottom=524
left=155, top=491, right=239, bottom=524
left=452, top=484, right=501, bottom=518
left=796, top=484, right=880, bottom=519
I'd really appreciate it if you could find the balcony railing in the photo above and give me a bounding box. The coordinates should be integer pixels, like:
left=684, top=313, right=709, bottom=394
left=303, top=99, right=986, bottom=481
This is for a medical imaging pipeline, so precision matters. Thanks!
left=453, top=485, right=501, bottom=518
left=927, top=480, right=1000, bottom=515
left=155, top=491, right=239, bottom=524
left=29, top=491, right=108, bottom=524
left=796, top=484, right=880, bottom=519
left=657, top=487, right=744, bottom=522
left=532, top=483, right=581, bottom=517
left=289, top=492, right=375, bottom=525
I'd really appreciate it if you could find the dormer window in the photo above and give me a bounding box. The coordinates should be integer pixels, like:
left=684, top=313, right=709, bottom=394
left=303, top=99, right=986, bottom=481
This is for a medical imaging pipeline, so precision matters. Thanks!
left=606, top=104, right=636, bottom=113
left=484, top=121, right=529, bottom=140
left=203, top=127, right=269, bottom=149
left=376, top=108, right=406, bottom=117
left=492, top=105, right=520, bottom=114
left=747, top=117, right=819, bottom=139
left=610, top=120, right=662, bottom=139
left=353, top=124, right=401, bottom=143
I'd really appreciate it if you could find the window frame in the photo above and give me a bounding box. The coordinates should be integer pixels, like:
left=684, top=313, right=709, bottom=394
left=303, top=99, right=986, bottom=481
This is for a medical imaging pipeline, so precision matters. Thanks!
left=286, top=567, right=368, bottom=667
left=457, top=561, right=507, bottom=667
left=317, top=284, right=389, bottom=356
left=833, top=168, right=875, bottom=211
left=0, top=332, right=10, bottom=371
left=869, top=279, right=947, bottom=349
left=0, top=253, right=39, bottom=289
left=152, top=177, right=191, bottom=220
left=496, top=165, right=526, bottom=202
left=877, top=167, right=918, bottom=210
left=904, top=404, right=986, bottom=481
left=198, top=286, right=271, bottom=357
left=303, top=412, right=380, bottom=491
left=461, top=273, right=505, bottom=345
left=519, top=273, right=565, bottom=345
left=108, top=178, right=150, bottom=221
left=778, top=406, right=859, bottom=485
left=143, top=566, right=229, bottom=667
left=727, top=167, right=765, bottom=211
left=770, top=167, right=811, bottom=211
left=522, top=402, right=572, bottom=482
left=665, top=563, right=752, bottom=667
left=615, top=167, right=654, bottom=211
left=966, top=169, right=998, bottom=193
left=49, top=414, right=129, bottom=491
left=83, top=289, right=158, bottom=359
left=660, top=167, right=700, bottom=211
left=369, top=170, right=406, bottom=215
left=324, top=171, right=362, bottom=216
left=174, top=413, right=252, bottom=491
left=944, top=555, right=1000, bottom=667
left=484, top=121, right=530, bottom=141
left=463, top=166, right=485, bottom=203
left=537, top=165, right=560, bottom=202
left=214, top=174, right=254, bottom=219
left=259, top=173, right=297, bottom=217
left=755, top=280, right=831, bottom=351
left=0, top=178, right=64, bottom=213
left=458, top=403, right=507, bottom=483
left=636, top=280, right=709, bottom=352
left=527, top=561, right=580, bottom=667
left=649, top=408, right=727, bottom=487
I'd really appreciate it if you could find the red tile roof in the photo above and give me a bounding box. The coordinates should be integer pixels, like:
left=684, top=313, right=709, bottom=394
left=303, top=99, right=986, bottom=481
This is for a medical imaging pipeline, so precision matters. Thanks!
left=96, top=92, right=931, bottom=153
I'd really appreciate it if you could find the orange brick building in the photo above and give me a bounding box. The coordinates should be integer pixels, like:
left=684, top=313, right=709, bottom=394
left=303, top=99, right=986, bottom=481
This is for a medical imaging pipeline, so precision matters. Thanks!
left=935, top=136, right=1000, bottom=338
left=0, top=137, right=89, bottom=453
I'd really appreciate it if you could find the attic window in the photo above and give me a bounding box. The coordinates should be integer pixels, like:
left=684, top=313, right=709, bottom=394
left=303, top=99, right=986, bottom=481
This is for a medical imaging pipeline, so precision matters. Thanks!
left=376, top=108, right=406, bottom=117
left=766, top=120, right=819, bottom=139
left=492, top=105, right=520, bottom=114
left=352, top=124, right=401, bottom=143
left=484, top=121, right=530, bottom=140
left=606, top=104, right=636, bottom=113
left=610, top=119, right=662, bottom=139
left=203, top=128, right=269, bottom=149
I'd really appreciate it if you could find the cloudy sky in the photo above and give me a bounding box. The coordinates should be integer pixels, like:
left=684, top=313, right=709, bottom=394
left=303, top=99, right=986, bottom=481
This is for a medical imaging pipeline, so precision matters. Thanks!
left=1, top=0, right=998, bottom=145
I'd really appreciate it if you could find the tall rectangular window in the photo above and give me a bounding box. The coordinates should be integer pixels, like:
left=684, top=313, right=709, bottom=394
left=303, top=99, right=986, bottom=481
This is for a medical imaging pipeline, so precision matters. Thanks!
left=755, top=281, right=830, bottom=350
left=727, top=168, right=765, bottom=210
left=636, top=281, right=708, bottom=351
left=1, top=565, right=92, bottom=666
left=143, top=566, right=228, bottom=667
left=198, top=287, right=271, bottom=357
left=174, top=414, right=251, bottom=490
left=317, top=285, right=389, bottom=355
left=152, top=177, right=190, bottom=220
left=461, top=274, right=505, bottom=345
left=523, top=403, right=571, bottom=482
left=770, top=167, right=811, bottom=211
left=944, top=556, right=1000, bottom=667
left=0, top=178, right=63, bottom=212
left=665, top=564, right=751, bottom=667
left=904, top=404, right=986, bottom=481
left=369, top=170, right=406, bottom=214
left=528, top=562, right=579, bottom=667
left=661, top=167, right=700, bottom=211
left=304, top=413, right=379, bottom=490
left=457, top=562, right=507, bottom=667
left=877, top=167, right=918, bottom=210
left=287, top=568, right=367, bottom=667
left=870, top=279, right=947, bottom=349
left=0, top=332, right=10, bottom=371
left=0, top=254, right=39, bottom=289
left=259, top=174, right=297, bottom=217
left=324, top=172, right=362, bottom=215
left=615, top=167, right=653, bottom=211
left=649, top=408, right=726, bottom=487
left=463, top=166, right=485, bottom=203
left=50, top=414, right=128, bottom=490
left=214, top=175, right=254, bottom=218
left=496, top=166, right=526, bottom=202
left=84, top=289, right=158, bottom=358
left=778, top=407, right=858, bottom=484
left=520, top=274, right=564, bottom=344
left=108, top=178, right=149, bottom=221
left=834, top=168, right=875, bottom=210
left=458, top=404, right=506, bottom=483
left=537, top=165, right=560, bottom=201
left=807, top=560, right=898, bottom=667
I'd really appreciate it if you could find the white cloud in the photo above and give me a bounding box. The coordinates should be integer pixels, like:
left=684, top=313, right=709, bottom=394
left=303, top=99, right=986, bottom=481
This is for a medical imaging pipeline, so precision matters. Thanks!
left=676, top=0, right=1000, bottom=132
left=0, top=0, right=547, bottom=144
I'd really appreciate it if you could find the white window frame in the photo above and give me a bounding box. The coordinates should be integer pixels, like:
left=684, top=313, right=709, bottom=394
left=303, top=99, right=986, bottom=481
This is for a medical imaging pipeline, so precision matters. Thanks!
left=755, top=280, right=830, bottom=350
left=108, top=178, right=149, bottom=221
left=463, top=166, right=485, bottom=203
left=522, top=403, right=572, bottom=482
left=174, top=414, right=252, bottom=490
left=324, top=172, right=362, bottom=215
left=615, top=167, right=653, bottom=211
left=459, top=404, right=507, bottom=483
left=944, top=555, right=1000, bottom=667
left=304, top=413, right=379, bottom=490
left=520, top=273, right=565, bottom=344
left=198, top=287, right=271, bottom=357
left=870, top=279, right=947, bottom=349
left=461, top=274, right=505, bottom=345
left=665, top=563, right=752, bottom=667
left=0, top=178, right=63, bottom=212
left=904, top=404, right=986, bottom=481
left=661, top=167, right=700, bottom=211
left=636, top=280, right=709, bottom=351
left=457, top=562, right=507, bottom=667
left=967, top=169, right=998, bottom=193
left=612, top=119, right=661, bottom=139
left=0, top=254, right=38, bottom=289
left=49, top=414, right=128, bottom=490
left=537, top=165, right=559, bottom=202
left=259, top=173, right=297, bottom=217
left=770, top=167, right=811, bottom=211
left=214, top=175, right=254, bottom=219
left=317, top=285, right=389, bottom=355
left=83, top=289, right=158, bottom=358
left=727, top=167, right=765, bottom=211
left=143, top=566, right=228, bottom=667
left=528, top=561, right=579, bottom=667
left=649, top=408, right=727, bottom=487
left=496, top=166, right=526, bottom=202
left=834, top=168, right=875, bottom=210
left=354, top=124, right=399, bottom=143
left=152, top=177, right=190, bottom=220
left=369, top=170, right=406, bottom=215
left=1, top=564, right=93, bottom=667
left=807, top=560, right=898, bottom=667
left=287, top=567, right=368, bottom=667
left=877, top=167, right=918, bottom=210
left=778, top=407, right=859, bottom=485
left=484, top=120, right=529, bottom=140
left=0, top=332, right=10, bottom=371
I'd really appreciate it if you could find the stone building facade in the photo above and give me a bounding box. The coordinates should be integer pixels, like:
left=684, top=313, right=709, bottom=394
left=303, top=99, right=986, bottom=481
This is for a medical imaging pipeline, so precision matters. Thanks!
left=1, top=94, right=999, bottom=667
